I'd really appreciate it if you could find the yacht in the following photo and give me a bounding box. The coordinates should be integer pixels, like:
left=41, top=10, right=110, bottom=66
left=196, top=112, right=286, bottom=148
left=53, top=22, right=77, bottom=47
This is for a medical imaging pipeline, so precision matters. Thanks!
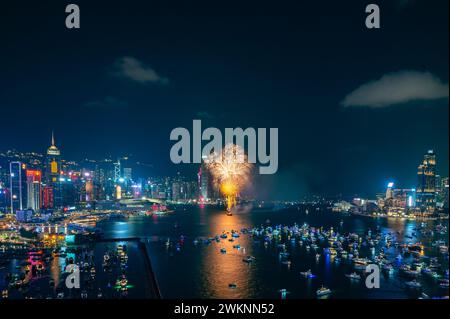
left=316, top=286, right=332, bottom=297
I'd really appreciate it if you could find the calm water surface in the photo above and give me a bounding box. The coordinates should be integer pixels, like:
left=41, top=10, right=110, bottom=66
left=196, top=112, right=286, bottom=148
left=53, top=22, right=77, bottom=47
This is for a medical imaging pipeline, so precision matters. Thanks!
left=98, top=206, right=449, bottom=299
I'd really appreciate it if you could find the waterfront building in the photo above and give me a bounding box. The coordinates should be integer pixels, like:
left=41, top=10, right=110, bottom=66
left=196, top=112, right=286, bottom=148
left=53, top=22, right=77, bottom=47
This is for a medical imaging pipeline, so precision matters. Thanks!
left=437, top=177, right=449, bottom=209
left=9, top=161, right=27, bottom=213
left=16, top=209, right=33, bottom=222
left=26, top=169, right=42, bottom=211
left=416, top=150, right=437, bottom=213
left=199, top=163, right=213, bottom=202
left=123, top=167, right=132, bottom=181
left=42, top=186, right=54, bottom=209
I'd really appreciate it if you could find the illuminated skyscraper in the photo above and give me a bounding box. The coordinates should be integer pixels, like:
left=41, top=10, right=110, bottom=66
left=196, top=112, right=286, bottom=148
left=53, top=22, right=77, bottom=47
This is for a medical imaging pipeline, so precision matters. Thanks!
left=10, top=162, right=27, bottom=213
left=26, top=169, right=42, bottom=211
left=46, top=132, right=61, bottom=184
left=385, top=182, right=394, bottom=199
left=416, top=150, right=437, bottom=212
left=46, top=132, right=62, bottom=208
left=199, top=164, right=210, bottom=202
left=42, top=186, right=54, bottom=209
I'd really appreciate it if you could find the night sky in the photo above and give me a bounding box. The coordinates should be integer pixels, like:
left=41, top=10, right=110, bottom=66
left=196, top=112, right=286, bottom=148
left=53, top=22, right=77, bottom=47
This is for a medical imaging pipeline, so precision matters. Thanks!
left=1, top=0, right=448, bottom=199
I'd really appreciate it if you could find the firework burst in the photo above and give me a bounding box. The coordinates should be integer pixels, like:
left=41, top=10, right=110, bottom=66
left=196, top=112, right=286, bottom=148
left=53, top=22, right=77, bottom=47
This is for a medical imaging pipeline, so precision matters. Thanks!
left=205, top=144, right=253, bottom=212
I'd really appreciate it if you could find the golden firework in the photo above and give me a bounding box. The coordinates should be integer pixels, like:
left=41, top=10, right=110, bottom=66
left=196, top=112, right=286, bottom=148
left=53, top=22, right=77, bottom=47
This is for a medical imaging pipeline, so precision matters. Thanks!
left=206, top=144, right=252, bottom=212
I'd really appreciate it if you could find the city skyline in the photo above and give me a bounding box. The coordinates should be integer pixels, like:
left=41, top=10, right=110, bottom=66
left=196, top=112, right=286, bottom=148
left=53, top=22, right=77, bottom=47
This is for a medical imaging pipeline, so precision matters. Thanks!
left=0, top=131, right=448, bottom=201
left=1, top=1, right=448, bottom=199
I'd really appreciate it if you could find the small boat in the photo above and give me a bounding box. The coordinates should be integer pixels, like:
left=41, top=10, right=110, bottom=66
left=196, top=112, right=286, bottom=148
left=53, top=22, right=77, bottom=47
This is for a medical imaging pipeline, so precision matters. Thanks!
left=345, top=272, right=361, bottom=280
left=300, top=269, right=315, bottom=278
left=405, top=280, right=422, bottom=289
left=382, top=264, right=394, bottom=273
left=243, top=256, right=255, bottom=263
left=316, top=286, right=332, bottom=297
left=279, top=288, right=290, bottom=299
left=439, top=279, right=449, bottom=289
left=281, top=260, right=291, bottom=266
left=300, top=269, right=312, bottom=277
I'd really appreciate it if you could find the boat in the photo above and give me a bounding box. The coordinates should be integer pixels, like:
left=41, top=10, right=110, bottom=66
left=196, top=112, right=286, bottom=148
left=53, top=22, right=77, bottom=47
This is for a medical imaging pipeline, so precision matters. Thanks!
left=316, top=286, right=332, bottom=297
left=300, top=269, right=315, bottom=278
left=243, top=256, right=255, bottom=263
left=115, top=275, right=129, bottom=291
left=345, top=272, right=361, bottom=280
left=405, top=280, right=422, bottom=289
left=382, top=264, right=394, bottom=273
left=281, top=260, right=291, bottom=266
left=439, top=279, right=449, bottom=289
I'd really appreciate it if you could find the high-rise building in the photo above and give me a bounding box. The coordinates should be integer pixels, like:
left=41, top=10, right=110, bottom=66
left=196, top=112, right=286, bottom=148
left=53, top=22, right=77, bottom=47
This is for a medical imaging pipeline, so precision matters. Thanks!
left=46, top=132, right=62, bottom=208
left=416, top=150, right=437, bottom=212
left=172, top=182, right=181, bottom=201
left=26, top=169, right=42, bottom=211
left=385, top=182, right=394, bottom=199
left=393, top=188, right=416, bottom=209
left=123, top=167, right=132, bottom=181
left=199, top=164, right=212, bottom=202
left=42, top=186, right=54, bottom=209
left=10, top=162, right=27, bottom=213
left=438, top=177, right=449, bottom=209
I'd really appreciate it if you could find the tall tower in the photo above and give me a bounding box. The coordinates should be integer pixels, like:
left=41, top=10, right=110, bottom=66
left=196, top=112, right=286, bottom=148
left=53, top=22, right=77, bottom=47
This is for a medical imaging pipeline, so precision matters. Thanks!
left=46, top=132, right=62, bottom=208
left=416, top=150, right=437, bottom=212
